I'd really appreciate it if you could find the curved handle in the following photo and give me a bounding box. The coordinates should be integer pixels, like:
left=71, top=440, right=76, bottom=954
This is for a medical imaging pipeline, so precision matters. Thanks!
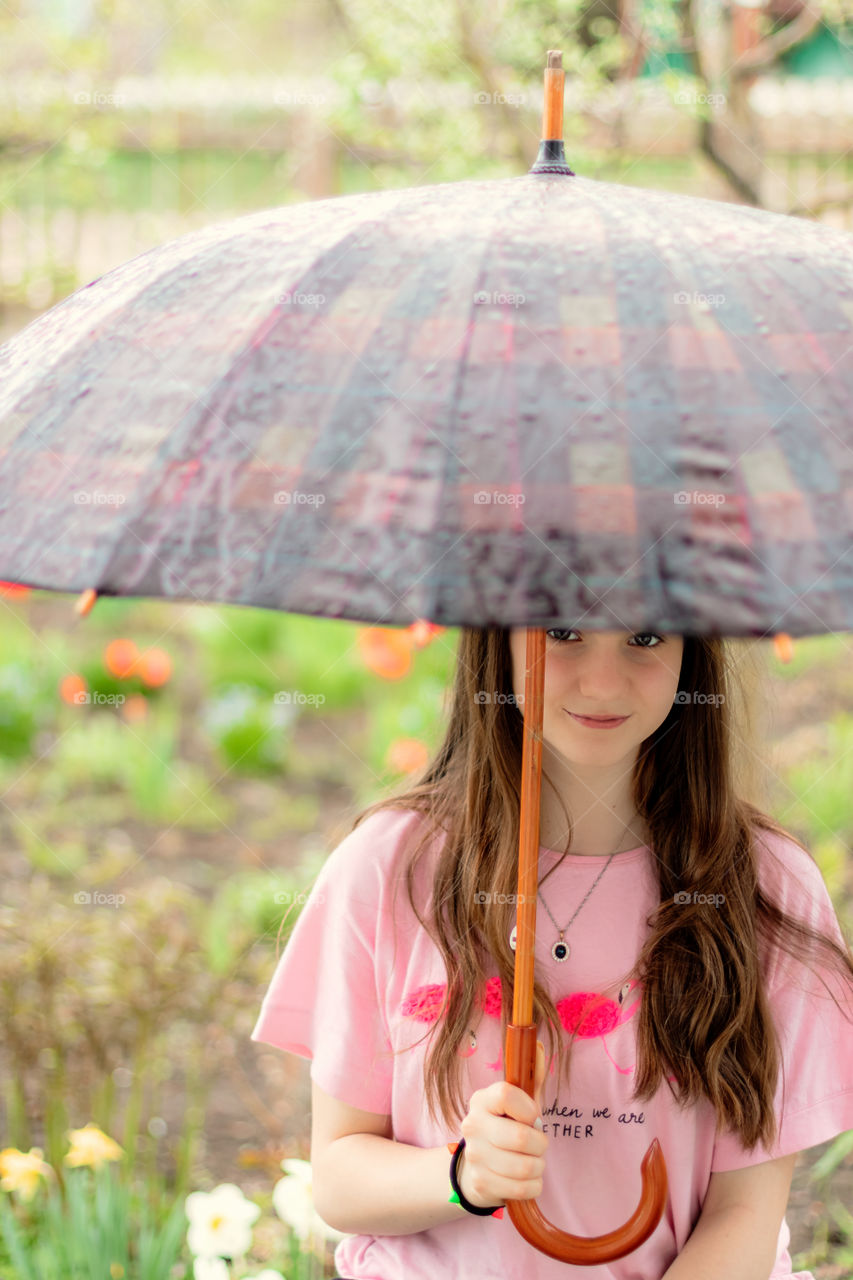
left=503, top=1022, right=669, bottom=1264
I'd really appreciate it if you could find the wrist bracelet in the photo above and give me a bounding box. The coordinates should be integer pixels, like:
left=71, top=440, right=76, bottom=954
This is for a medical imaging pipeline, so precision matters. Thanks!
left=446, top=1139, right=504, bottom=1218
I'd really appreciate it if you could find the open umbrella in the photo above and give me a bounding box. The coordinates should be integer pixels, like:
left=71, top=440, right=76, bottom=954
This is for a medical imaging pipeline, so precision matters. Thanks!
left=1, top=47, right=851, bottom=1265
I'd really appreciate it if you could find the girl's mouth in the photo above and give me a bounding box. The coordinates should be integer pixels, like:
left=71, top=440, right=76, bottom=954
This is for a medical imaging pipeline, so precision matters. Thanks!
left=567, top=712, right=630, bottom=729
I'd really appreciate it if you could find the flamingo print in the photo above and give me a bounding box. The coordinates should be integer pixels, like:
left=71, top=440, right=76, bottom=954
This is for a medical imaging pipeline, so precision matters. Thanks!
left=400, top=975, right=647, bottom=1075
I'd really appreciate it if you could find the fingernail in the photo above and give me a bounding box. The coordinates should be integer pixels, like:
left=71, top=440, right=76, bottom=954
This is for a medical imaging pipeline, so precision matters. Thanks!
left=534, top=1115, right=543, bottom=1130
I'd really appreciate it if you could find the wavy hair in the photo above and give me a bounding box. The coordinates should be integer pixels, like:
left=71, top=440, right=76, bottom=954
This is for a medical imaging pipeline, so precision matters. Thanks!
left=348, top=629, right=853, bottom=1150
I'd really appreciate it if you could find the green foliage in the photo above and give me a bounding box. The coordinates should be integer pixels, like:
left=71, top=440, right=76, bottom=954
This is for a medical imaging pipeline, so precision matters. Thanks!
left=0, top=1163, right=187, bottom=1280
left=777, top=713, right=853, bottom=849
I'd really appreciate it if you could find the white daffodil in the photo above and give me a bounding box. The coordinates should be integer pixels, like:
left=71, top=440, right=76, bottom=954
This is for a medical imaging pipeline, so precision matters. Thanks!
left=192, top=1257, right=229, bottom=1280
left=185, top=1182, right=261, bottom=1259
left=271, top=1158, right=347, bottom=1243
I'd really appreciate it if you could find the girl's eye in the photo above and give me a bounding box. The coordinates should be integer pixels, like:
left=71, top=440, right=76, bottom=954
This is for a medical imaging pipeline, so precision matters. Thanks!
left=546, top=629, right=664, bottom=648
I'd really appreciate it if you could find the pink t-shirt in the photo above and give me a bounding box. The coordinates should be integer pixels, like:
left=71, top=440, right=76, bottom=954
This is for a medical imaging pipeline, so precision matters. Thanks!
left=250, top=806, right=853, bottom=1280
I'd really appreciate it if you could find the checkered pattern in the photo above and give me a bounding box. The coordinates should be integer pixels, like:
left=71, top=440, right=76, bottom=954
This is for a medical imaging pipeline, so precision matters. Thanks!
left=1, top=171, right=852, bottom=636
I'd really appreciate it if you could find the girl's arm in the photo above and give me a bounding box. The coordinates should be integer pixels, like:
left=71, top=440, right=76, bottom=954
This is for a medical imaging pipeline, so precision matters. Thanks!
left=660, top=1152, right=798, bottom=1280
left=309, top=1080, right=482, bottom=1234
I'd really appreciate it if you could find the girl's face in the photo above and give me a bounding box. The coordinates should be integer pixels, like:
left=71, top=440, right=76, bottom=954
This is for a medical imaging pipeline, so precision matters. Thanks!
left=508, top=628, right=685, bottom=766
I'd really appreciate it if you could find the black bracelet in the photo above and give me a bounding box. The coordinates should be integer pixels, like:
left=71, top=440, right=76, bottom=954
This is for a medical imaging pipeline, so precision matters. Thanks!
left=448, top=1138, right=504, bottom=1216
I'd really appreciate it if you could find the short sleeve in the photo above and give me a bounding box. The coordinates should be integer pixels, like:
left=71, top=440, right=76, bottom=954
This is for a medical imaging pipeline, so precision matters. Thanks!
left=712, top=841, right=853, bottom=1171
left=250, top=814, right=395, bottom=1115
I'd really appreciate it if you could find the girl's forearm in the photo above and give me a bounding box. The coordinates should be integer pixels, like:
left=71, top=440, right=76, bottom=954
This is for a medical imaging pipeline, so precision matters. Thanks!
left=312, top=1134, right=485, bottom=1235
left=660, top=1204, right=777, bottom=1280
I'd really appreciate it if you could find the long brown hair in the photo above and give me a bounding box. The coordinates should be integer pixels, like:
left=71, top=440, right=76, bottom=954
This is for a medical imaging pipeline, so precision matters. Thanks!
left=348, top=629, right=853, bottom=1150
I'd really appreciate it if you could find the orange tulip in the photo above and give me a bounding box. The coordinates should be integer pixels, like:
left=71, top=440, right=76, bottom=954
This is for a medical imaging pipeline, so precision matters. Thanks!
left=0, top=581, right=30, bottom=598
left=121, top=695, right=149, bottom=723
left=135, top=648, right=172, bottom=687
left=60, top=673, right=88, bottom=706
left=772, top=633, right=794, bottom=664
left=386, top=737, right=429, bottom=774
left=104, top=638, right=139, bottom=679
left=407, top=620, right=447, bottom=648
left=357, top=627, right=412, bottom=680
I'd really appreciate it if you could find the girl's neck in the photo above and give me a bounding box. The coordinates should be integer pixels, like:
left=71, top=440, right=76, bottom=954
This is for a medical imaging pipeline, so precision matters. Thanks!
left=538, top=796, right=649, bottom=857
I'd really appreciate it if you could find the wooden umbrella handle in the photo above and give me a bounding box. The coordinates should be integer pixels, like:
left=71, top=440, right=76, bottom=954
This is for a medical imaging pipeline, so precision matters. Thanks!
left=505, top=629, right=669, bottom=1263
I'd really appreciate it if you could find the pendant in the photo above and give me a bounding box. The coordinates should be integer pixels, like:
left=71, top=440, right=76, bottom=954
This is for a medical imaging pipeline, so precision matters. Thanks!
left=551, top=936, right=570, bottom=962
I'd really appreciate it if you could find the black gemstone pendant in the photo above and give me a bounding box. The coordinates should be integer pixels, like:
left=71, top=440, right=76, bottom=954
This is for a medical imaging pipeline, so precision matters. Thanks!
left=552, top=939, right=570, bottom=962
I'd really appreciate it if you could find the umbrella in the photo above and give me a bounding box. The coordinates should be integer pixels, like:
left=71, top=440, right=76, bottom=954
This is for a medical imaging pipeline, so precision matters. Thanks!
left=1, top=46, right=850, bottom=1265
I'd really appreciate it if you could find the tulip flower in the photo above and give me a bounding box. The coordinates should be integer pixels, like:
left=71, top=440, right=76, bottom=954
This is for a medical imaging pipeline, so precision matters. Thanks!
left=64, top=1123, right=124, bottom=1168
left=104, top=638, right=139, bottom=678
left=356, top=627, right=412, bottom=679
left=772, top=633, right=794, bottom=664
left=59, top=673, right=88, bottom=705
left=185, top=1182, right=261, bottom=1261
left=272, top=1158, right=347, bottom=1243
left=136, top=647, right=173, bottom=687
left=386, top=737, right=429, bottom=774
left=0, top=1146, right=53, bottom=1201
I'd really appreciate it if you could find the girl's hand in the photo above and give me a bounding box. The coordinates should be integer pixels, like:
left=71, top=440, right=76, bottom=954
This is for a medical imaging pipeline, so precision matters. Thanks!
left=457, top=1039, right=549, bottom=1208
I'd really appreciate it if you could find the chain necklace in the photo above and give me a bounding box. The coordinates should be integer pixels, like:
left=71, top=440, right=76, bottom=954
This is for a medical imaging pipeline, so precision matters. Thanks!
left=509, top=822, right=639, bottom=962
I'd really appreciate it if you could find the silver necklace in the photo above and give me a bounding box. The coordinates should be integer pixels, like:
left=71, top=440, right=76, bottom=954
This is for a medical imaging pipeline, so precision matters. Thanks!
left=509, top=825, right=636, bottom=962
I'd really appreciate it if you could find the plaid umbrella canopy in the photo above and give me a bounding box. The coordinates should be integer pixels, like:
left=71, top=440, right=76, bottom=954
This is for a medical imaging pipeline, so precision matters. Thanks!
left=1, top=49, right=850, bottom=1264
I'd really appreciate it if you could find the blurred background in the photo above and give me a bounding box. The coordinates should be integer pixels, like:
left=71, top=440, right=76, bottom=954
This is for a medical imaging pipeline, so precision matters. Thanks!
left=1, top=0, right=853, bottom=1276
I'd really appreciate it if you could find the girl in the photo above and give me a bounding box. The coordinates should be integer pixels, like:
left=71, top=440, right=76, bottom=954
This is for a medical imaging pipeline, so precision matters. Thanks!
left=251, top=627, right=853, bottom=1280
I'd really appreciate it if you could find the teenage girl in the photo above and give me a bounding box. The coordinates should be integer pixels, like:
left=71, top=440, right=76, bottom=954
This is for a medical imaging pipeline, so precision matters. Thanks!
left=252, top=627, right=853, bottom=1280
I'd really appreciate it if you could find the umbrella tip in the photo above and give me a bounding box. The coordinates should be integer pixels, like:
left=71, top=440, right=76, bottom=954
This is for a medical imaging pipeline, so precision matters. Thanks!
left=529, top=48, right=575, bottom=177
left=74, top=587, right=98, bottom=618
